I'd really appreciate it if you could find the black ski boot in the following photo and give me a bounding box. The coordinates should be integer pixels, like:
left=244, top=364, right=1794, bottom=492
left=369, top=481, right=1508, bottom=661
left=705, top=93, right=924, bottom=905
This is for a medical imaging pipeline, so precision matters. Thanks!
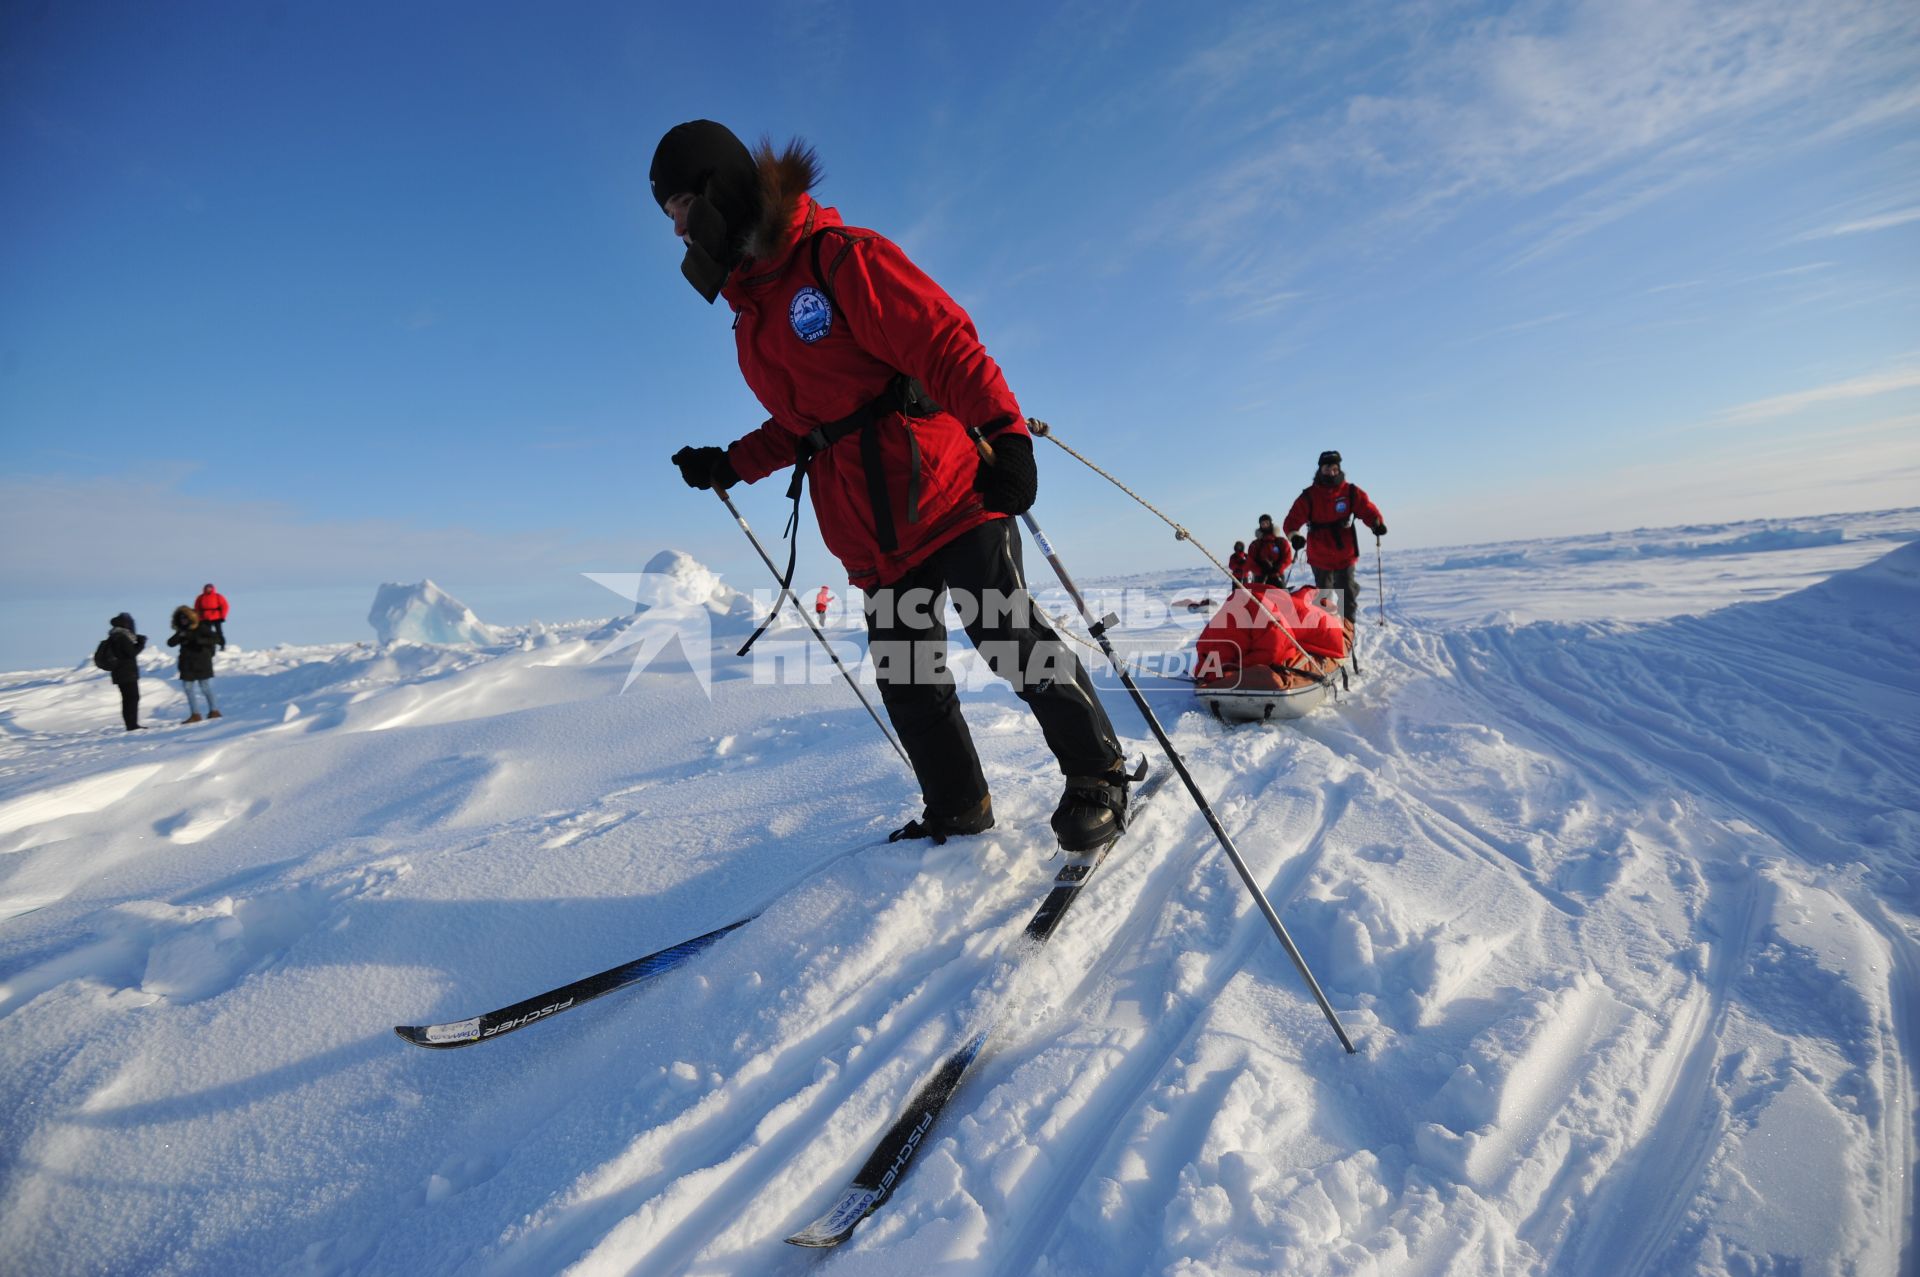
left=1050, top=761, right=1139, bottom=853
left=890, top=795, right=994, bottom=846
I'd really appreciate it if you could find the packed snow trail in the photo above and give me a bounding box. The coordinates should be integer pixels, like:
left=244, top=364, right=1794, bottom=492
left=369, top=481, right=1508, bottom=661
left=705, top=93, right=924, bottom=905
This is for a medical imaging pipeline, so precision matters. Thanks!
left=0, top=512, right=1912, bottom=1276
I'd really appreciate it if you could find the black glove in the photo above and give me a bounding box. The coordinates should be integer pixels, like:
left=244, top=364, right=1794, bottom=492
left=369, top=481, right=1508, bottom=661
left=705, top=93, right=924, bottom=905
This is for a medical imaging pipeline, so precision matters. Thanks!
left=671, top=445, right=738, bottom=491
left=973, top=431, right=1037, bottom=516
left=1289, top=533, right=1306, bottom=552
left=1372, top=523, right=1387, bottom=537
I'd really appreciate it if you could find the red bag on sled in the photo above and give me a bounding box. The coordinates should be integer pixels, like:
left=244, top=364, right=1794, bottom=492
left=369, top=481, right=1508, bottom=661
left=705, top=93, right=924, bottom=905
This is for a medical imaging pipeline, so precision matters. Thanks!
left=1195, top=585, right=1347, bottom=685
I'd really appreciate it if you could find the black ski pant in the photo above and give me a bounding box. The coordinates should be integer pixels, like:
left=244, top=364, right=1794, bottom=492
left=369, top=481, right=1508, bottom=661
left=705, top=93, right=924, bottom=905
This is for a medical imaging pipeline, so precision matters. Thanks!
left=1312, top=565, right=1360, bottom=622
left=863, top=517, right=1122, bottom=818
left=115, top=678, right=139, bottom=730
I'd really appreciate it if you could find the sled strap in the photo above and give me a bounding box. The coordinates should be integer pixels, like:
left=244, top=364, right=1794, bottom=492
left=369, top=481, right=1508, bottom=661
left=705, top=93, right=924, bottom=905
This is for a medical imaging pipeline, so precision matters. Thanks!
left=1274, top=663, right=1334, bottom=687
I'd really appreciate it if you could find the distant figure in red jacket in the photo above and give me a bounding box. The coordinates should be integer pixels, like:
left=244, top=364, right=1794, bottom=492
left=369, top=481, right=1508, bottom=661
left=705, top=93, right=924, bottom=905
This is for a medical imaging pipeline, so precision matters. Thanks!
left=814, top=585, right=833, bottom=621
left=1227, top=541, right=1252, bottom=586
left=1247, top=515, right=1292, bottom=587
left=194, top=583, right=230, bottom=644
left=1283, top=451, right=1385, bottom=622
left=658, top=122, right=1126, bottom=853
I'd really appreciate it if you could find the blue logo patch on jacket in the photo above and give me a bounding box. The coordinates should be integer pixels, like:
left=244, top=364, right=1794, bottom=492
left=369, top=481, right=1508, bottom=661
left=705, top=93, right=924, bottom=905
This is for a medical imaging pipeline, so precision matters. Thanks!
left=790, top=287, right=833, bottom=344
left=1335, top=499, right=1349, bottom=514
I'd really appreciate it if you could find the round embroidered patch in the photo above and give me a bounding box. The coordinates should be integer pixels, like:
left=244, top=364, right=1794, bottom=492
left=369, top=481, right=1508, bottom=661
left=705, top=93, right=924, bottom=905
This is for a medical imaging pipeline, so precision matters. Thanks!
left=1335, top=499, right=1349, bottom=515
left=789, top=287, right=833, bottom=344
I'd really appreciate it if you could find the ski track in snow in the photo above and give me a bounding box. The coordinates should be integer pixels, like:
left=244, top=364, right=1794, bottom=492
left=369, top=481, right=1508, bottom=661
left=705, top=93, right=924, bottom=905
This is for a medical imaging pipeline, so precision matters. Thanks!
left=0, top=510, right=1914, bottom=1276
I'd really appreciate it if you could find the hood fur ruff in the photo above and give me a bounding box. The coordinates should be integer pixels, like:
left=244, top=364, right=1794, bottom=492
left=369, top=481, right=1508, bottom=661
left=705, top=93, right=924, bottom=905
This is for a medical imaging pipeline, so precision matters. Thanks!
left=743, top=139, right=821, bottom=263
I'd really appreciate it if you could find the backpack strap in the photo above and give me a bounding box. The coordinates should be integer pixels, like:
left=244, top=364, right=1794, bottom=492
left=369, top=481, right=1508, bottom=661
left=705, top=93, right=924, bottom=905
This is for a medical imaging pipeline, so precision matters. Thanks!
left=809, top=226, right=864, bottom=312
left=797, top=225, right=941, bottom=554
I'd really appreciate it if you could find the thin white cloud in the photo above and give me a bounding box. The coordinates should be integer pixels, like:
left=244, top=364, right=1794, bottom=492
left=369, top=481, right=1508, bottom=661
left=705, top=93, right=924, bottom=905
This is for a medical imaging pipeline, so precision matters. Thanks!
left=1154, top=0, right=1920, bottom=275
left=1647, top=261, right=1834, bottom=295
left=1823, top=206, right=1920, bottom=237
left=1712, top=367, right=1920, bottom=425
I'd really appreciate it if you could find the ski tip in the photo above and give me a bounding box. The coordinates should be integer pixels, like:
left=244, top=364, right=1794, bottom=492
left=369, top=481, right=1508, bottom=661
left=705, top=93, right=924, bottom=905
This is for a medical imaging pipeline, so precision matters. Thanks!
left=393, top=1017, right=482, bottom=1049
left=784, top=1187, right=881, bottom=1249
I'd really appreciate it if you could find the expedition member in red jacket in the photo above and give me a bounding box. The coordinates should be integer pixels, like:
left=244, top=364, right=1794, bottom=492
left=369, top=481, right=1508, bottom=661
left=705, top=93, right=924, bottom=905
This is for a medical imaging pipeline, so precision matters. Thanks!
left=1283, top=451, right=1385, bottom=622
left=1247, top=515, right=1292, bottom=587
left=657, top=121, right=1128, bottom=852
left=194, top=584, right=229, bottom=643
left=1227, top=542, right=1252, bottom=586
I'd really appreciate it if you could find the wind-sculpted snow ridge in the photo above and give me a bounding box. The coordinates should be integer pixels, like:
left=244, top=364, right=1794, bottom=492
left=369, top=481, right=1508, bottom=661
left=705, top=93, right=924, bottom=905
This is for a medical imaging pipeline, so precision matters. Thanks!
left=0, top=517, right=1913, bottom=1276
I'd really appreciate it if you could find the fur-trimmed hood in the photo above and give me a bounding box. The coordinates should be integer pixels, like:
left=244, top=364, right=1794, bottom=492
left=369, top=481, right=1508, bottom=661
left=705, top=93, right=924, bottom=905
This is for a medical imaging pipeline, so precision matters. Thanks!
left=742, top=139, right=822, bottom=264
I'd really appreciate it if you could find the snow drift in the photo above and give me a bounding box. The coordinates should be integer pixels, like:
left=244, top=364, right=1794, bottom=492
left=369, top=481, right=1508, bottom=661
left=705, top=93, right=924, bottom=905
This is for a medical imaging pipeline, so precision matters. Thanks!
left=0, top=514, right=1913, bottom=1276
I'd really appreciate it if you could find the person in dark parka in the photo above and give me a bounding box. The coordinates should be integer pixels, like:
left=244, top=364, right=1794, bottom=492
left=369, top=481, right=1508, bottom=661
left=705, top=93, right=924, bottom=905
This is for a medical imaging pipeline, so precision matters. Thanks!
left=167, top=606, right=224, bottom=723
left=105, top=613, right=147, bottom=731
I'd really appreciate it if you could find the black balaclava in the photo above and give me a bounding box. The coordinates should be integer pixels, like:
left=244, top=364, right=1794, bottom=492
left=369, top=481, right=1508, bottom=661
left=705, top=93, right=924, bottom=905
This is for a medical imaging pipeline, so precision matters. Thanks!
left=1315, top=449, right=1344, bottom=487
left=650, top=120, right=761, bottom=303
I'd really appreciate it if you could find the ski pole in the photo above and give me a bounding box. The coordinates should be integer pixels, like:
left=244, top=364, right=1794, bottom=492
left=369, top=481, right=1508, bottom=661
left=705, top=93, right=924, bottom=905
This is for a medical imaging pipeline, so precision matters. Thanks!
left=1007, top=501, right=1355, bottom=1054
left=1375, top=535, right=1386, bottom=628
left=1016, top=420, right=1321, bottom=677
left=714, top=488, right=912, bottom=773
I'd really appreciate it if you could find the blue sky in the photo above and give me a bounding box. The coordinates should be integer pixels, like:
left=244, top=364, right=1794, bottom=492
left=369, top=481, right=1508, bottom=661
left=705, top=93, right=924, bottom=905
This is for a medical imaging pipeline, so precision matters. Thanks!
left=4, top=0, right=1918, bottom=669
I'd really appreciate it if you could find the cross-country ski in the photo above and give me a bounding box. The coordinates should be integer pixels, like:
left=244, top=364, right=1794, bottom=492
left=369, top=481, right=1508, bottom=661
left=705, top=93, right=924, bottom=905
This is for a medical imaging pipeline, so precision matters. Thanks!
left=787, top=768, right=1169, bottom=1248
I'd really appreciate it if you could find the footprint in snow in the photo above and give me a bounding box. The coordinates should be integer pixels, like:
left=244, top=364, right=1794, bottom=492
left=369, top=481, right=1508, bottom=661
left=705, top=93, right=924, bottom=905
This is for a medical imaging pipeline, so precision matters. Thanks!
left=154, top=797, right=267, bottom=844
left=423, top=1151, right=506, bottom=1204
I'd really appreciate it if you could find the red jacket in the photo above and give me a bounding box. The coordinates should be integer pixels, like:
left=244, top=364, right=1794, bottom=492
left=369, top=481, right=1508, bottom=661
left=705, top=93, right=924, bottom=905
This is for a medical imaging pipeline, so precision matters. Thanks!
left=1248, top=532, right=1291, bottom=579
left=1283, top=481, right=1382, bottom=571
left=1227, top=551, right=1251, bottom=584
left=194, top=588, right=229, bottom=621
left=1195, top=584, right=1347, bottom=680
left=721, top=173, right=1025, bottom=590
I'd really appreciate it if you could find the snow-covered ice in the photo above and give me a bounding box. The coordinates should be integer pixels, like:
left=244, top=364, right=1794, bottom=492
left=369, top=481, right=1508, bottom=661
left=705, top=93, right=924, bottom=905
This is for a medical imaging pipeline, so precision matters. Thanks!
left=0, top=509, right=1914, bottom=1276
left=368, top=580, right=502, bottom=647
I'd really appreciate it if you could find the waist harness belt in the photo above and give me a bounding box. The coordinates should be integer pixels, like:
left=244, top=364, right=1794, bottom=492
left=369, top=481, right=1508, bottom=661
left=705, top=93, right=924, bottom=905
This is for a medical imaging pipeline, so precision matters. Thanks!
left=737, top=371, right=942, bottom=656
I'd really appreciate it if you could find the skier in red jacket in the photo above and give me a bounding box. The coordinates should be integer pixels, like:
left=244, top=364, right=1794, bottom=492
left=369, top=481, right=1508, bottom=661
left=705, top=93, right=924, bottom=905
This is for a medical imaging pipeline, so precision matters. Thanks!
left=1247, top=515, right=1292, bottom=587
left=814, top=586, right=833, bottom=621
left=1283, top=451, right=1385, bottom=622
left=657, top=122, right=1128, bottom=852
left=1227, top=542, right=1252, bottom=586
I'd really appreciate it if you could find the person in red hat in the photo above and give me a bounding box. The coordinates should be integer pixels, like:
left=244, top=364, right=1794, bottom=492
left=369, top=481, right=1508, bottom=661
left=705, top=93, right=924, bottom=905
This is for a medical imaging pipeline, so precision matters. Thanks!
left=1283, top=451, right=1385, bottom=622
left=656, top=121, right=1129, bottom=853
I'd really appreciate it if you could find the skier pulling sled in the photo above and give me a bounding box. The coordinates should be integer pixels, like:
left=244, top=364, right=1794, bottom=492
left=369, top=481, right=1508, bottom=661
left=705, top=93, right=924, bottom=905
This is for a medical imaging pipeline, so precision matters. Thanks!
left=1194, top=583, right=1350, bottom=722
